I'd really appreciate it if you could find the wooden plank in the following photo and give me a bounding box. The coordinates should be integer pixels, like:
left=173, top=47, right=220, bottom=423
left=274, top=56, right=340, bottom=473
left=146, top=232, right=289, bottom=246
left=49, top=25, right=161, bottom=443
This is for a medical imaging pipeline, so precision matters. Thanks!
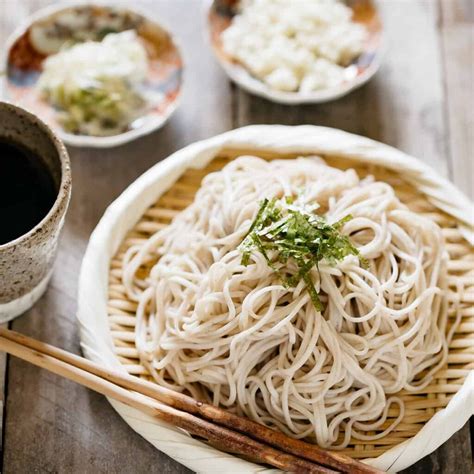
left=0, top=324, right=6, bottom=462
left=1, top=0, right=230, bottom=472
left=440, top=0, right=473, bottom=198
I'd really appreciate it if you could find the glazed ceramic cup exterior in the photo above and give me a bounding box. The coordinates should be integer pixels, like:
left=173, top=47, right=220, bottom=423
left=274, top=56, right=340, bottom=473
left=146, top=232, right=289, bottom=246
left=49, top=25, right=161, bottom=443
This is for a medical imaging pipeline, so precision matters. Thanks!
left=0, top=102, right=71, bottom=323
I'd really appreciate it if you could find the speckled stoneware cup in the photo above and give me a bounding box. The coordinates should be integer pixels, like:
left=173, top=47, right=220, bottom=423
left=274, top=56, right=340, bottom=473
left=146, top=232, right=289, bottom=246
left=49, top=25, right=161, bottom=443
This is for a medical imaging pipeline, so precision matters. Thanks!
left=0, top=101, right=71, bottom=323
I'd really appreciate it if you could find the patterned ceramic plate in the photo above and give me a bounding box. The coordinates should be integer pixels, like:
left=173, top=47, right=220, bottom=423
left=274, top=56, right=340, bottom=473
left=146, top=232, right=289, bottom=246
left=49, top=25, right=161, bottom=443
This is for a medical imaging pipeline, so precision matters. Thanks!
left=3, top=3, right=183, bottom=148
left=207, top=0, right=383, bottom=104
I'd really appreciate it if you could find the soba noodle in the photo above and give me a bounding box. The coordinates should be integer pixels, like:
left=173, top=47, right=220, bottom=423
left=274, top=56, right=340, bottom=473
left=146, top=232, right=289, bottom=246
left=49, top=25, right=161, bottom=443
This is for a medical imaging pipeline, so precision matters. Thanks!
left=122, top=156, right=451, bottom=448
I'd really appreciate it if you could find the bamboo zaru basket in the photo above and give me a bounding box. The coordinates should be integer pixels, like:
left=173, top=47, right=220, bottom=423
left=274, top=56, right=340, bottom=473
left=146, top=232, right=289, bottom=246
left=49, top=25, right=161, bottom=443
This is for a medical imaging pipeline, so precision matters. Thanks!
left=79, top=126, right=473, bottom=473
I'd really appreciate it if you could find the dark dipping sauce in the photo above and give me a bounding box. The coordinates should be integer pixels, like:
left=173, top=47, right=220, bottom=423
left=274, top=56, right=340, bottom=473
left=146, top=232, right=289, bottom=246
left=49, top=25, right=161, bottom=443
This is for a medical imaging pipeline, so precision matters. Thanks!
left=0, top=139, right=57, bottom=245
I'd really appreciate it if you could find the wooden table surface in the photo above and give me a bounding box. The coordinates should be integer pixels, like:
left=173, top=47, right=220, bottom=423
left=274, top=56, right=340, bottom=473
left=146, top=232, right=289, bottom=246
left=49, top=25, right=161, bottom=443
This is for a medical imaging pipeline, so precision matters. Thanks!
left=0, top=0, right=472, bottom=472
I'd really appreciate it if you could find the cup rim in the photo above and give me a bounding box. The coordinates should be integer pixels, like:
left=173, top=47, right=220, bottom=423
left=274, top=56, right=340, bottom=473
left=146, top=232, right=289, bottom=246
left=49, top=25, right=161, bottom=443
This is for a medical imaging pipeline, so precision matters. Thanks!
left=0, top=100, right=72, bottom=250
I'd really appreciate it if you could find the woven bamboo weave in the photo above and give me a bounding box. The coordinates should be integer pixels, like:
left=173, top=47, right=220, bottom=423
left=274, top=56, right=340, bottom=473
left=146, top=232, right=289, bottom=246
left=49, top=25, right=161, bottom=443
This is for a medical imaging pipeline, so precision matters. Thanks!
left=106, top=150, right=474, bottom=460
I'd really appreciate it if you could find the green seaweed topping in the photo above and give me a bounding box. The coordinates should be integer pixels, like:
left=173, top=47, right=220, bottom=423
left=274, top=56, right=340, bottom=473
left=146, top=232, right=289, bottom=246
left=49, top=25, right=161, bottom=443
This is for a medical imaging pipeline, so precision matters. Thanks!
left=239, top=196, right=365, bottom=312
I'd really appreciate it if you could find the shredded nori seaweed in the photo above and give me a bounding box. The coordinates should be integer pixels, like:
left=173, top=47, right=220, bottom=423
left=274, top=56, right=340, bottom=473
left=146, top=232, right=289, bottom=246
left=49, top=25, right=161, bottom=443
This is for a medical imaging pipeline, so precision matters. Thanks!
left=239, top=197, right=365, bottom=312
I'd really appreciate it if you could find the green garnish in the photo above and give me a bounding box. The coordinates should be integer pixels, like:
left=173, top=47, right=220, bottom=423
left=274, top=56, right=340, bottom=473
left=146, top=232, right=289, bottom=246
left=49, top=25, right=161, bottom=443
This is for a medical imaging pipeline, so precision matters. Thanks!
left=239, top=196, right=365, bottom=312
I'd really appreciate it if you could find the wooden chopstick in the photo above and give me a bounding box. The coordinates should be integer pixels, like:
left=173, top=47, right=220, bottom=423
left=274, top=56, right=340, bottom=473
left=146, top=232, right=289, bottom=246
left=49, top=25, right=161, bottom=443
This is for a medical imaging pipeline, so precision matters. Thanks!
left=0, top=328, right=383, bottom=474
left=0, top=333, right=332, bottom=473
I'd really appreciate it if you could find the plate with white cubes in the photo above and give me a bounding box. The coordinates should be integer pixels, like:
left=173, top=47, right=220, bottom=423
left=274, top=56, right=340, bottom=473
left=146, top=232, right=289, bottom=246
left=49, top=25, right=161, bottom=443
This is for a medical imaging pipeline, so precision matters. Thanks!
left=207, top=0, right=384, bottom=104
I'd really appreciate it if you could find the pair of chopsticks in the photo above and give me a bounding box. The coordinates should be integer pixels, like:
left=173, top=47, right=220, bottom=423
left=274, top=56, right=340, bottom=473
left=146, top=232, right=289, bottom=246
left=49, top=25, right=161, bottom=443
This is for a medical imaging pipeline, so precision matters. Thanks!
left=0, top=328, right=383, bottom=473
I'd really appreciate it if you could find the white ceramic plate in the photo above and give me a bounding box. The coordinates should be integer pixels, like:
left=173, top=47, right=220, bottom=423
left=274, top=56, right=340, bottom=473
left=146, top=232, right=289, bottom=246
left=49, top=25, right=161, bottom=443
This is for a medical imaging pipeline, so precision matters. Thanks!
left=77, top=125, right=473, bottom=473
left=2, top=2, right=183, bottom=148
left=206, top=0, right=384, bottom=105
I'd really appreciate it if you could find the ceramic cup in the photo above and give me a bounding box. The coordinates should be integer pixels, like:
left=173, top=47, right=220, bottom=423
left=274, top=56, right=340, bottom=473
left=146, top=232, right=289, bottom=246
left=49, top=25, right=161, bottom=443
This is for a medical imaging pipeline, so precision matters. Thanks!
left=0, top=101, right=71, bottom=323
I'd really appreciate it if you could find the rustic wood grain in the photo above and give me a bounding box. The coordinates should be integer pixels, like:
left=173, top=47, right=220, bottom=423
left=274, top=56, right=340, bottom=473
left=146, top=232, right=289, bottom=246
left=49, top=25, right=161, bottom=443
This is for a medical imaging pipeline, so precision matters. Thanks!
left=0, top=324, right=6, bottom=462
left=0, top=0, right=472, bottom=473
left=440, top=0, right=473, bottom=199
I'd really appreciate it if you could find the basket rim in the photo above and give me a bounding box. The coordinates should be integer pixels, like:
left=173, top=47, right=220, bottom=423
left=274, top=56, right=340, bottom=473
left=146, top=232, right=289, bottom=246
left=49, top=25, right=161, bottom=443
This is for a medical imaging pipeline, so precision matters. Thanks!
left=77, top=125, right=474, bottom=473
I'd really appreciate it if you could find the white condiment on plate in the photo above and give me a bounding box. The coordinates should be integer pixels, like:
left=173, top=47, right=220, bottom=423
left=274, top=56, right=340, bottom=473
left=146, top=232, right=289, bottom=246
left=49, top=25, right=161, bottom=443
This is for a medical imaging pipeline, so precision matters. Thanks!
left=207, top=0, right=384, bottom=104
left=221, top=0, right=367, bottom=93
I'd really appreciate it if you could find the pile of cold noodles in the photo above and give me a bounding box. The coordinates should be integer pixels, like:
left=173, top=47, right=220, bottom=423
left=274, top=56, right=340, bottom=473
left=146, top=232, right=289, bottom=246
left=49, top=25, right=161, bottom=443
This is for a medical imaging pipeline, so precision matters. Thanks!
left=122, top=156, right=452, bottom=448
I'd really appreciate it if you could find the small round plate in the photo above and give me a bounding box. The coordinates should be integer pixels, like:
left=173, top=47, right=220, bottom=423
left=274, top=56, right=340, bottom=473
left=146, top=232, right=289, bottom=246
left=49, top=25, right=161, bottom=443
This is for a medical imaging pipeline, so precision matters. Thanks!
left=207, top=0, right=384, bottom=105
left=3, top=3, right=184, bottom=148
